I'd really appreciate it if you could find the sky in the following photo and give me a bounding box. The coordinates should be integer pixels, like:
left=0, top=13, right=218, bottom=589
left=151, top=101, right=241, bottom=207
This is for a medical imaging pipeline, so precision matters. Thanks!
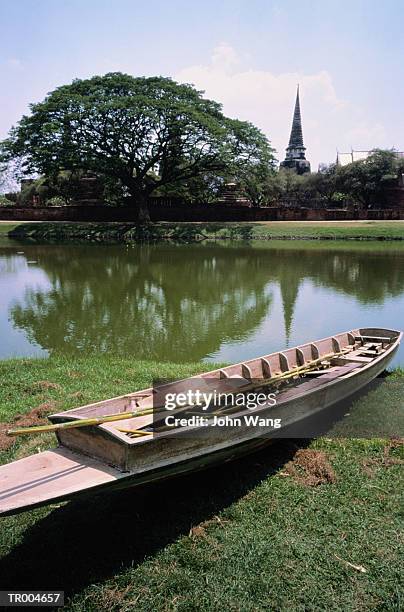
left=0, top=0, right=403, bottom=170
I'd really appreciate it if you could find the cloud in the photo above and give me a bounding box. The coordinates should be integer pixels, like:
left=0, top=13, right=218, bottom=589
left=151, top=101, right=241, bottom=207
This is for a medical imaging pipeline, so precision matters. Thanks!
left=176, top=45, right=388, bottom=168
left=4, top=58, right=24, bottom=71
left=211, top=42, right=240, bottom=72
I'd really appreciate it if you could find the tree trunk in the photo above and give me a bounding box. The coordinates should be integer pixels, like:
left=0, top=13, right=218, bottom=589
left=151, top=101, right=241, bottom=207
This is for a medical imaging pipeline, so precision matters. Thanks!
left=132, top=191, right=151, bottom=224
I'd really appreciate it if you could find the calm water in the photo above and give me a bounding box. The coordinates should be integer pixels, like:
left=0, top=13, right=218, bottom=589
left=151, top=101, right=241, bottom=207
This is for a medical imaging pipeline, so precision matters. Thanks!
left=1, top=239, right=404, bottom=367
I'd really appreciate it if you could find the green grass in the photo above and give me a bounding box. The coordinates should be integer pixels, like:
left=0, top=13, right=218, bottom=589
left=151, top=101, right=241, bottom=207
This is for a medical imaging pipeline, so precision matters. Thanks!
left=247, top=220, right=404, bottom=240
left=0, top=355, right=403, bottom=610
left=0, top=222, right=20, bottom=238
left=7, top=220, right=404, bottom=244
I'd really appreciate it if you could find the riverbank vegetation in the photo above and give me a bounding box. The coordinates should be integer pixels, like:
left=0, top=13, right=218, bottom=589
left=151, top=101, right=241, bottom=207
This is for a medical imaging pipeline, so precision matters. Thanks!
left=0, top=354, right=402, bottom=610
left=7, top=220, right=404, bottom=244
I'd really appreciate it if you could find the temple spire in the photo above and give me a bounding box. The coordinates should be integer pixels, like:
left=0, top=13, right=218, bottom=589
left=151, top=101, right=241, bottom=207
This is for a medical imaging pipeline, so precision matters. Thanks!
left=288, top=85, right=304, bottom=148
left=280, top=85, right=311, bottom=175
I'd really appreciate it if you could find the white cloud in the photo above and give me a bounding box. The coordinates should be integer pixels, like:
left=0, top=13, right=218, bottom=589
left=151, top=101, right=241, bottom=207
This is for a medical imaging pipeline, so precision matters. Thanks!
left=211, top=42, right=240, bottom=72
left=4, top=58, right=24, bottom=71
left=176, top=44, right=388, bottom=168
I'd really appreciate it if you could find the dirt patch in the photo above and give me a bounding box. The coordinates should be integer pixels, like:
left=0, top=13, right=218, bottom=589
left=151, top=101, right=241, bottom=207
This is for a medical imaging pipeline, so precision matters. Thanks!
left=189, top=515, right=229, bottom=540
left=67, top=370, right=84, bottom=378
left=0, top=401, right=57, bottom=451
left=68, top=391, right=85, bottom=400
left=283, top=449, right=337, bottom=487
left=189, top=525, right=207, bottom=538
left=26, top=380, right=61, bottom=394
left=362, top=438, right=404, bottom=476
left=382, top=437, right=404, bottom=465
left=385, top=436, right=404, bottom=450
left=90, top=586, right=136, bottom=611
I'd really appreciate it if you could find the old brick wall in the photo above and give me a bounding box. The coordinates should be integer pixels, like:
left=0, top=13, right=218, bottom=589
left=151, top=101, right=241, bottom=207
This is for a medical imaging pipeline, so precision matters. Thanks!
left=0, top=203, right=403, bottom=222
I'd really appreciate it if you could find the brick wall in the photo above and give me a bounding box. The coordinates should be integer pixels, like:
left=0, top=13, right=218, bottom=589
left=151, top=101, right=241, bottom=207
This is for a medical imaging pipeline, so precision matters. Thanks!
left=1, top=204, right=403, bottom=222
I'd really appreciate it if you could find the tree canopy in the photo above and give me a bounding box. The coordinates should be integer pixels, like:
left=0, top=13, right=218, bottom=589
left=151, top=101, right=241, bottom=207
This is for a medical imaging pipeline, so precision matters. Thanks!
left=0, top=72, right=275, bottom=220
left=335, top=149, right=404, bottom=207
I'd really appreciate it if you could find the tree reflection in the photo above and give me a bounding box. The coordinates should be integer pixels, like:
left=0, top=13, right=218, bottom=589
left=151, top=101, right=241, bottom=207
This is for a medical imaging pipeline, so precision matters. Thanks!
left=8, top=245, right=272, bottom=361
left=5, top=242, right=404, bottom=361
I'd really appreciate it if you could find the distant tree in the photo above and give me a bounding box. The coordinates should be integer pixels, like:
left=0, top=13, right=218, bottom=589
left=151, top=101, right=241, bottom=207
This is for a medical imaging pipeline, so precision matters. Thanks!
left=226, top=121, right=276, bottom=206
left=44, top=170, right=88, bottom=204
left=265, top=151, right=404, bottom=210
left=4, top=170, right=88, bottom=206
left=262, top=171, right=282, bottom=205
left=336, top=149, right=404, bottom=207
left=262, top=169, right=306, bottom=205
left=234, top=158, right=277, bottom=207
left=0, top=73, right=275, bottom=222
left=305, top=164, right=339, bottom=206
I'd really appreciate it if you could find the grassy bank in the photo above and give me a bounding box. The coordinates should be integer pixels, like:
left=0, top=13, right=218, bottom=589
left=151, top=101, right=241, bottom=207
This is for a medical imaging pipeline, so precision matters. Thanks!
left=6, top=220, right=404, bottom=243
left=0, top=355, right=403, bottom=610
left=0, top=222, right=21, bottom=240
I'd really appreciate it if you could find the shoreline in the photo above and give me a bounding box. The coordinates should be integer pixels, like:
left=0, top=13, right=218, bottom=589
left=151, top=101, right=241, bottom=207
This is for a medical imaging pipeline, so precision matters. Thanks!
left=5, top=220, right=404, bottom=243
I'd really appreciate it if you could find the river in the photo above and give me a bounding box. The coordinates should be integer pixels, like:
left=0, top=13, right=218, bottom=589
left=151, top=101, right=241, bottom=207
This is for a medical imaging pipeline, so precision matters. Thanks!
left=1, top=239, right=404, bottom=366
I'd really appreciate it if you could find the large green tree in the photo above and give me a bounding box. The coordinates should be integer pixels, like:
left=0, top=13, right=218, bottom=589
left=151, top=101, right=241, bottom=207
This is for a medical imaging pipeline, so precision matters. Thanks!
left=0, top=73, right=274, bottom=221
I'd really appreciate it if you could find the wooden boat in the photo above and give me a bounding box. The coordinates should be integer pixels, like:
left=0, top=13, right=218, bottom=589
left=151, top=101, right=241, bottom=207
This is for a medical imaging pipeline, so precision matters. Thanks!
left=0, top=327, right=401, bottom=517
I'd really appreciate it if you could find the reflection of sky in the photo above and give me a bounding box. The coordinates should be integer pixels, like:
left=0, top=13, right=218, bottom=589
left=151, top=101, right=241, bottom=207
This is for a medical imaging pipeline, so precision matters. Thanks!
left=0, top=254, right=49, bottom=359
left=208, top=280, right=404, bottom=368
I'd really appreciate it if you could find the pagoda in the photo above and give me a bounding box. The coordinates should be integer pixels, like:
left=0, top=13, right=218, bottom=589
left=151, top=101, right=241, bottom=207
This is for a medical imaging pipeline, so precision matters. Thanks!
left=280, top=85, right=311, bottom=174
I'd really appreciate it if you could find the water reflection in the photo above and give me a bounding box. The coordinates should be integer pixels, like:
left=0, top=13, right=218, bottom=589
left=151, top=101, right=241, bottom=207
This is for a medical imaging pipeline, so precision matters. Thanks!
left=5, top=245, right=272, bottom=361
left=1, top=241, right=404, bottom=363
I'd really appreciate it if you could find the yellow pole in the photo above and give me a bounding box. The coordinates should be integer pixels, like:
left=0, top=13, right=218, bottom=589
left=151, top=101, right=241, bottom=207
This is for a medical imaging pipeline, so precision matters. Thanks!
left=6, top=410, right=140, bottom=437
